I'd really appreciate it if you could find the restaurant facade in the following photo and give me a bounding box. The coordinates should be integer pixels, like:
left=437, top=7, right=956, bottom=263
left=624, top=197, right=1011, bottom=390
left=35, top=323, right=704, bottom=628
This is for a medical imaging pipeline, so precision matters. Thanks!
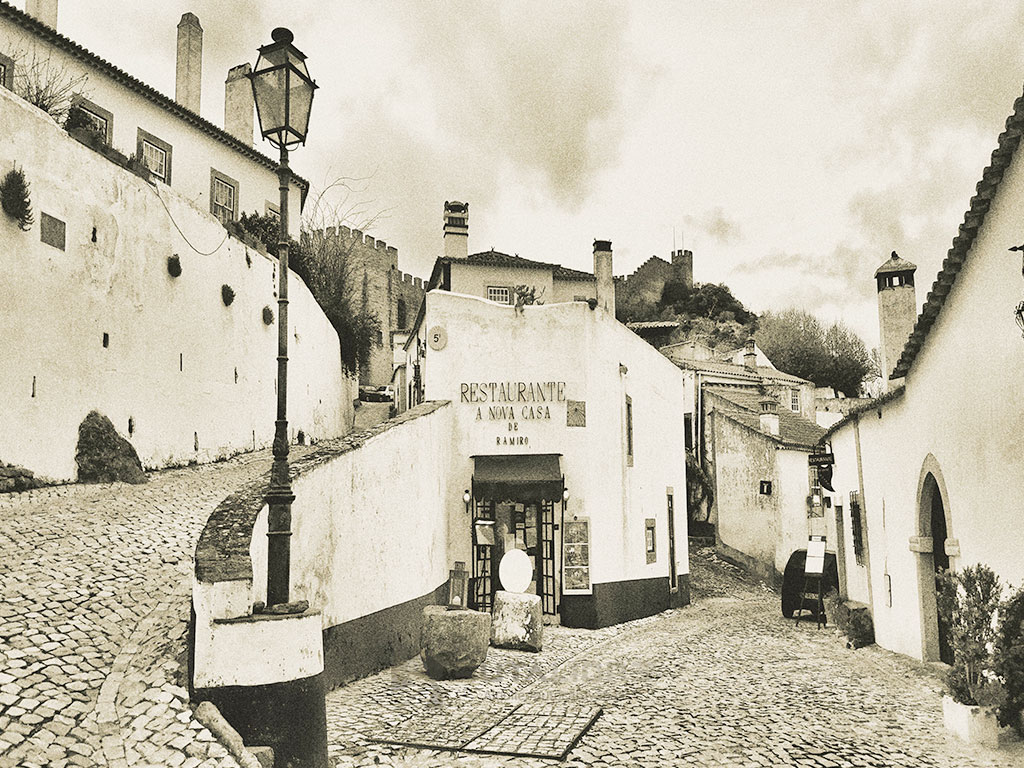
left=403, top=272, right=690, bottom=627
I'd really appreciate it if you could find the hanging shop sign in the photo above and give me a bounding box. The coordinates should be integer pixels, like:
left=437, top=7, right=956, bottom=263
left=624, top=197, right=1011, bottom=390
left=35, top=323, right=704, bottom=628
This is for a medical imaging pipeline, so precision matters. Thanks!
left=808, top=450, right=835, bottom=492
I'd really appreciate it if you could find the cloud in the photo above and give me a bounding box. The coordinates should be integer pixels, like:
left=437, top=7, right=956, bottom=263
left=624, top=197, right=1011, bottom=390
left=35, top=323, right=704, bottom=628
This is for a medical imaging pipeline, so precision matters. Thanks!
left=396, top=2, right=632, bottom=208
left=683, top=207, right=742, bottom=245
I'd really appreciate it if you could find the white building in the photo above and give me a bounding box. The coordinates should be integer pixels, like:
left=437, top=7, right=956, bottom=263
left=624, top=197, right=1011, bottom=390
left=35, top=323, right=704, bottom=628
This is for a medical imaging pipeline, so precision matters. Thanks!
left=0, top=1, right=305, bottom=236
left=821, top=88, right=1024, bottom=662
left=404, top=238, right=690, bottom=627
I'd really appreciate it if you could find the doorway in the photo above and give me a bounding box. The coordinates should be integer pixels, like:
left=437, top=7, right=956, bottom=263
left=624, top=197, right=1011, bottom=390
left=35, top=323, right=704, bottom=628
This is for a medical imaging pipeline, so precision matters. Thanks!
left=917, top=460, right=954, bottom=664
left=471, top=498, right=559, bottom=616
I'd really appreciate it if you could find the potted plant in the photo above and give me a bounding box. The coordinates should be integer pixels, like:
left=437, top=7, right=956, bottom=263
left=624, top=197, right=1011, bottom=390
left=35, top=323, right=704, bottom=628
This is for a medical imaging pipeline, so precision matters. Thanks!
left=937, top=565, right=1006, bottom=747
left=995, top=584, right=1024, bottom=737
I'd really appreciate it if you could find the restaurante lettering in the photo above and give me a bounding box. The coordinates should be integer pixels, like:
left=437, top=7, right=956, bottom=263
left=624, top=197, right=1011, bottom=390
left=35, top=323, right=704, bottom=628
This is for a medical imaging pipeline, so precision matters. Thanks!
left=460, top=381, right=566, bottom=404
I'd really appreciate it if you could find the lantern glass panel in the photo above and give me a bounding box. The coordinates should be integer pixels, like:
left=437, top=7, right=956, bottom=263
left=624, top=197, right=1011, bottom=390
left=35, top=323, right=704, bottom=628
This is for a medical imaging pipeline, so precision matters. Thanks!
left=252, top=65, right=288, bottom=138
left=288, top=77, right=314, bottom=141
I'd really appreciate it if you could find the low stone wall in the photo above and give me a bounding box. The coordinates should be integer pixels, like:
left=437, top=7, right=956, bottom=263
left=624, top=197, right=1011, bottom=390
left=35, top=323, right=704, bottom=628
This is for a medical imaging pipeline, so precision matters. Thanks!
left=193, top=400, right=454, bottom=687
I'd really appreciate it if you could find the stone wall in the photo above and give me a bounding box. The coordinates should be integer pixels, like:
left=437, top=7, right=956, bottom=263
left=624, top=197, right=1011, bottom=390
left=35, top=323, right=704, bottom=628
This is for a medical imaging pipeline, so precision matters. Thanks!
left=0, top=85, right=354, bottom=482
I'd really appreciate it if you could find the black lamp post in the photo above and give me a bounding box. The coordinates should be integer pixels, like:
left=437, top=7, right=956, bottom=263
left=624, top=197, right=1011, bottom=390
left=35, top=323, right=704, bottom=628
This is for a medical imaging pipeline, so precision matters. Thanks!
left=249, top=27, right=317, bottom=607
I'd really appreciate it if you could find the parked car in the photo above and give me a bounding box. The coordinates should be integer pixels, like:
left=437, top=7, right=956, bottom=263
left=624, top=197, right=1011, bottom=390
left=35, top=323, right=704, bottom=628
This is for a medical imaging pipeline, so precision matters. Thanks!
left=358, top=385, right=393, bottom=402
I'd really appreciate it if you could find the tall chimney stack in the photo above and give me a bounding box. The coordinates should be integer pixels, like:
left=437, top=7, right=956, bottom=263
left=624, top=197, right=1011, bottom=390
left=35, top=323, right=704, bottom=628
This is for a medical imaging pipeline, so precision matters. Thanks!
left=25, top=0, right=57, bottom=28
left=875, top=251, right=917, bottom=391
left=743, top=338, right=757, bottom=371
left=759, top=397, right=780, bottom=437
left=224, top=64, right=254, bottom=145
left=175, top=13, right=203, bottom=114
left=443, top=201, right=469, bottom=261
left=593, top=240, right=615, bottom=316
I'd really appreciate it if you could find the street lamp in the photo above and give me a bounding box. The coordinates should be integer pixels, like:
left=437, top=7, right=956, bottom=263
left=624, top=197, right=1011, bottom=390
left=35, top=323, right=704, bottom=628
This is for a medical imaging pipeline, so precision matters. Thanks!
left=249, top=27, right=317, bottom=607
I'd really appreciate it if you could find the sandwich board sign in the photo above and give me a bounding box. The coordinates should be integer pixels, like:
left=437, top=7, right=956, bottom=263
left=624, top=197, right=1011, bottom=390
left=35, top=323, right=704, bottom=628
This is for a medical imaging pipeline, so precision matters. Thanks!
left=805, top=535, right=826, bottom=575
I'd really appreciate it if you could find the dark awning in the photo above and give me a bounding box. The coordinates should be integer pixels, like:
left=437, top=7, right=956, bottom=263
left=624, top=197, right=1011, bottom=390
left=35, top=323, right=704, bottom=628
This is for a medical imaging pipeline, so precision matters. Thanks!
left=472, top=454, right=563, bottom=503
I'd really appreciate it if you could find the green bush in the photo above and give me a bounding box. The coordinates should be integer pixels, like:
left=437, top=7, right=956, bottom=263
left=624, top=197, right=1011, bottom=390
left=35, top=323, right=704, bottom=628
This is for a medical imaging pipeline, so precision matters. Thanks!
left=995, top=586, right=1024, bottom=734
left=0, top=168, right=34, bottom=231
left=938, top=565, right=1005, bottom=707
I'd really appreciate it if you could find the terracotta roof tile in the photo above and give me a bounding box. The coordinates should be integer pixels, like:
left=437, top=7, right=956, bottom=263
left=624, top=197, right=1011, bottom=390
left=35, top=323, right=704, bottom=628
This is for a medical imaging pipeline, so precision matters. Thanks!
left=707, top=388, right=825, bottom=449
left=891, top=87, right=1024, bottom=378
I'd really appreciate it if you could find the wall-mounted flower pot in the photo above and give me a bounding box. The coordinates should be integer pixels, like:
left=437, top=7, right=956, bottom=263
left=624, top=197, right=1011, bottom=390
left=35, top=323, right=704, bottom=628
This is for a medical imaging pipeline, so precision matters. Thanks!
left=942, top=695, right=1000, bottom=748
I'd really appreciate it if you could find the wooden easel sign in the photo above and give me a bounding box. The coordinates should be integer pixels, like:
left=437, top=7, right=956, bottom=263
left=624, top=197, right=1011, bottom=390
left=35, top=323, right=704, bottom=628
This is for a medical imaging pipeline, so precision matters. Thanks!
left=805, top=535, right=826, bottom=575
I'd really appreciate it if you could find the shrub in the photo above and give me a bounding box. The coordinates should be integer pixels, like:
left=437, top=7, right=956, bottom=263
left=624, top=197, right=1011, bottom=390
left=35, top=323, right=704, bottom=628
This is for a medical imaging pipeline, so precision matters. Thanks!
left=262, top=306, right=275, bottom=325
left=0, top=168, right=34, bottom=231
left=938, top=565, right=1005, bottom=707
left=221, top=284, right=235, bottom=306
left=995, top=585, right=1024, bottom=734
left=167, top=255, right=182, bottom=277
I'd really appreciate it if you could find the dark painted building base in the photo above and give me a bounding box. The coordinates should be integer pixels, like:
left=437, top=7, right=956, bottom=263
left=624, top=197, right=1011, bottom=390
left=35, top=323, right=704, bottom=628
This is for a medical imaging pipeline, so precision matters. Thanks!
left=196, top=672, right=328, bottom=768
left=670, top=573, right=691, bottom=608
left=561, top=576, right=682, bottom=629
left=322, top=581, right=448, bottom=690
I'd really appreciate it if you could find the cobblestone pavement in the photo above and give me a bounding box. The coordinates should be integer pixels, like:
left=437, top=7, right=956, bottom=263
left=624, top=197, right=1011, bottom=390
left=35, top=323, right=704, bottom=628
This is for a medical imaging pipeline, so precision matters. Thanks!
left=326, top=545, right=1024, bottom=768
left=0, top=448, right=311, bottom=768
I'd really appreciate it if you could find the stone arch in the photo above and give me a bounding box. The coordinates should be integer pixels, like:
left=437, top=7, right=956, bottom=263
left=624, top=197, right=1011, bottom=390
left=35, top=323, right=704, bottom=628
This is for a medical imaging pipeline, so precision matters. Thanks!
left=915, top=454, right=955, bottom=662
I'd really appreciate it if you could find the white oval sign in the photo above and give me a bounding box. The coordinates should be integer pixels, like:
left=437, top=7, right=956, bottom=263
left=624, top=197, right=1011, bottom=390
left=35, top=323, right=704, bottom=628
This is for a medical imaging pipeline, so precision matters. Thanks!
left=498, top=549, right=533, bottom=593
left=427, top=325, right=447, bottom=351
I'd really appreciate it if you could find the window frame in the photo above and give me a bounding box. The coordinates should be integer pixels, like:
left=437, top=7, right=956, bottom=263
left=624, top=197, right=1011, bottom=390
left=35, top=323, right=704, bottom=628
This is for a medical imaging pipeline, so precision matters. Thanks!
left=790, top=388, right=800, bottom=412
left=209, top=168, right=240, bottom=224
left=72, top=96, right=113, bottom=145
left=0, top=52, right=13, bottom=90
left=486, top=285, right=512, bottom=305
left=136, top=128, right=172, bottom=184
left=625, top=394, right=634, bottom=467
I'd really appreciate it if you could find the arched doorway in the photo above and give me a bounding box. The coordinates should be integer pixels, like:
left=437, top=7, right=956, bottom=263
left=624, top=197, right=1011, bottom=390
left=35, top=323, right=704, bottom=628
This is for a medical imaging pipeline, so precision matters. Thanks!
left=916, top=457, right=954, bottom=663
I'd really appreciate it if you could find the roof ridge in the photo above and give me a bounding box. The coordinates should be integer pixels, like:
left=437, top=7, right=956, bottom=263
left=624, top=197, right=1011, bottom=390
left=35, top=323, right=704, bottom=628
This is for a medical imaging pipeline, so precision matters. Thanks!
left=891, top=85, right=1024, bottom=378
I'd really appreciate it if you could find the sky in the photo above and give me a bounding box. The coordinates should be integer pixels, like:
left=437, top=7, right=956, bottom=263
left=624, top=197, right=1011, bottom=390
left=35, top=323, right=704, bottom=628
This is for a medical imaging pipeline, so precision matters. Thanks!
left=36, top=1, right=1024, bottom=349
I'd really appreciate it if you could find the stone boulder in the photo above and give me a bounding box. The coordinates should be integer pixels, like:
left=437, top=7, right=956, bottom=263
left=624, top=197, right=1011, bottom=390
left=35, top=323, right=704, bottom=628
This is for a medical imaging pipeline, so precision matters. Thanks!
left=490, top=590, right=543, bottom=652
left=75, top=410, right=147, bottom=484
left=420, top=606, right=490, bottom=679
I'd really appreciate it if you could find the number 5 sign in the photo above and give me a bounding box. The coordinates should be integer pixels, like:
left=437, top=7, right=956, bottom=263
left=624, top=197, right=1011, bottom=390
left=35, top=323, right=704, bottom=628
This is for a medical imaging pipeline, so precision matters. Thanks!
left=427, top=326, right=447, bottom=351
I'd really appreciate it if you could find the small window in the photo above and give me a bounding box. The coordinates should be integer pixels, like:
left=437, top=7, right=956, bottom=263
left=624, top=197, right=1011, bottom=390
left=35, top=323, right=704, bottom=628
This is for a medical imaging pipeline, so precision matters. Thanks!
left=683, top=413, right=693, bottom=451
left=72, top=96, right=112, bottom=144
left=397, top=298, right=407, bottom=329
left=645, top=518, right=656, bottom=564
left=487, top=286, right=511, bottom=304
left=137, top=129, right=172, bottom=184
left=790, top=388, right=800, bottom=412
left=210, top=169, right=239, bottom=224
left=265, top=201, right=281, bottom=221
left=0, top=53, right=13, bottom=90
left=625, top=395, right=634, bottom=466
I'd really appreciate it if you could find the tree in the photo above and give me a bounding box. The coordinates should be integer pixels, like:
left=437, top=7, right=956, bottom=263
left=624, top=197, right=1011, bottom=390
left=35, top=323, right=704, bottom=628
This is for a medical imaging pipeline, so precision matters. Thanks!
left=756, top=309, right=829, bottom=384
left=757, top=309, right=873, bottom=396
left=823, top=322, right=872, bottom=399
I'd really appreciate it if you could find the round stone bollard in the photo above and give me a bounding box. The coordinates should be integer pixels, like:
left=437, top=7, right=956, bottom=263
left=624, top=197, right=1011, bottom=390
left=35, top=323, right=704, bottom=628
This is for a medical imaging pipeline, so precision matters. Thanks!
left=490, top=590, right=543, bottom=652
left=420, top=605, right=491, bottom=680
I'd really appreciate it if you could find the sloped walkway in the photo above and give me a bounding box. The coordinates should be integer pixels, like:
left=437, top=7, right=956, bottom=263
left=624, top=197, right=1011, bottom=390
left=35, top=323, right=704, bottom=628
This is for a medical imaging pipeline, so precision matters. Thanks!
left=324, top=545, right=1024, bottom=768
left=0, top=448, right=310, bottom=768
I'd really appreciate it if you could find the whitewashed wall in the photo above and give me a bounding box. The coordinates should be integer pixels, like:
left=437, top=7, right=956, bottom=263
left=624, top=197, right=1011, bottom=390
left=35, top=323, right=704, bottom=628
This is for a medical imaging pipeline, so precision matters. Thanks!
left=0, top=85, right=352, bottom=481
left=827, top=128, right=1024, bottom=661
left=421, top=292, right=688, bottom=591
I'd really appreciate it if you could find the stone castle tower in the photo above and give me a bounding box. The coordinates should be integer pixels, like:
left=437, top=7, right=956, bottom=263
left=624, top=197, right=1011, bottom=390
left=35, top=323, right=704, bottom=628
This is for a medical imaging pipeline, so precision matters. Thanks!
left=875, top=251, right=917, bottom=389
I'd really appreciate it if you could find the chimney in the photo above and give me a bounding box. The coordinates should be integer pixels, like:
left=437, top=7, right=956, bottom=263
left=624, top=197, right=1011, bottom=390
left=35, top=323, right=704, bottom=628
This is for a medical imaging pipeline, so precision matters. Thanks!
left=875, top=251, right=917, bottom=390
left=175, top=13, right=203, bottom=114
left=671, top=248, right=693, bottom=289
left=759, top=397, right=780, bottom=437
left=743, top=338, right=757, bottom=370
left=593, top=240, right=615, bottom=316
left=443, top=201, right=469, bottom=261
left=224, top=63, right=254, bottom=145
left=25, top=0, right=57, bottom=28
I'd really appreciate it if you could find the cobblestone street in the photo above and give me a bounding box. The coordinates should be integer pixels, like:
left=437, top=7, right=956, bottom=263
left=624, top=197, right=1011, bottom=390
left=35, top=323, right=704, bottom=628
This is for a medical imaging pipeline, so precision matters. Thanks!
left=326, top=546, right=1024, bottom=768
left=0, top=448, right=311, bottom=768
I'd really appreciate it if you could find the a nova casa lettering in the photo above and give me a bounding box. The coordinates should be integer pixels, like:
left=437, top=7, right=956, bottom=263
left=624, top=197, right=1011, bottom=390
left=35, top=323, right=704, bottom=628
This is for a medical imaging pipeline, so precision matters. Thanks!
left=460, top=381, right=566, bottom=404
